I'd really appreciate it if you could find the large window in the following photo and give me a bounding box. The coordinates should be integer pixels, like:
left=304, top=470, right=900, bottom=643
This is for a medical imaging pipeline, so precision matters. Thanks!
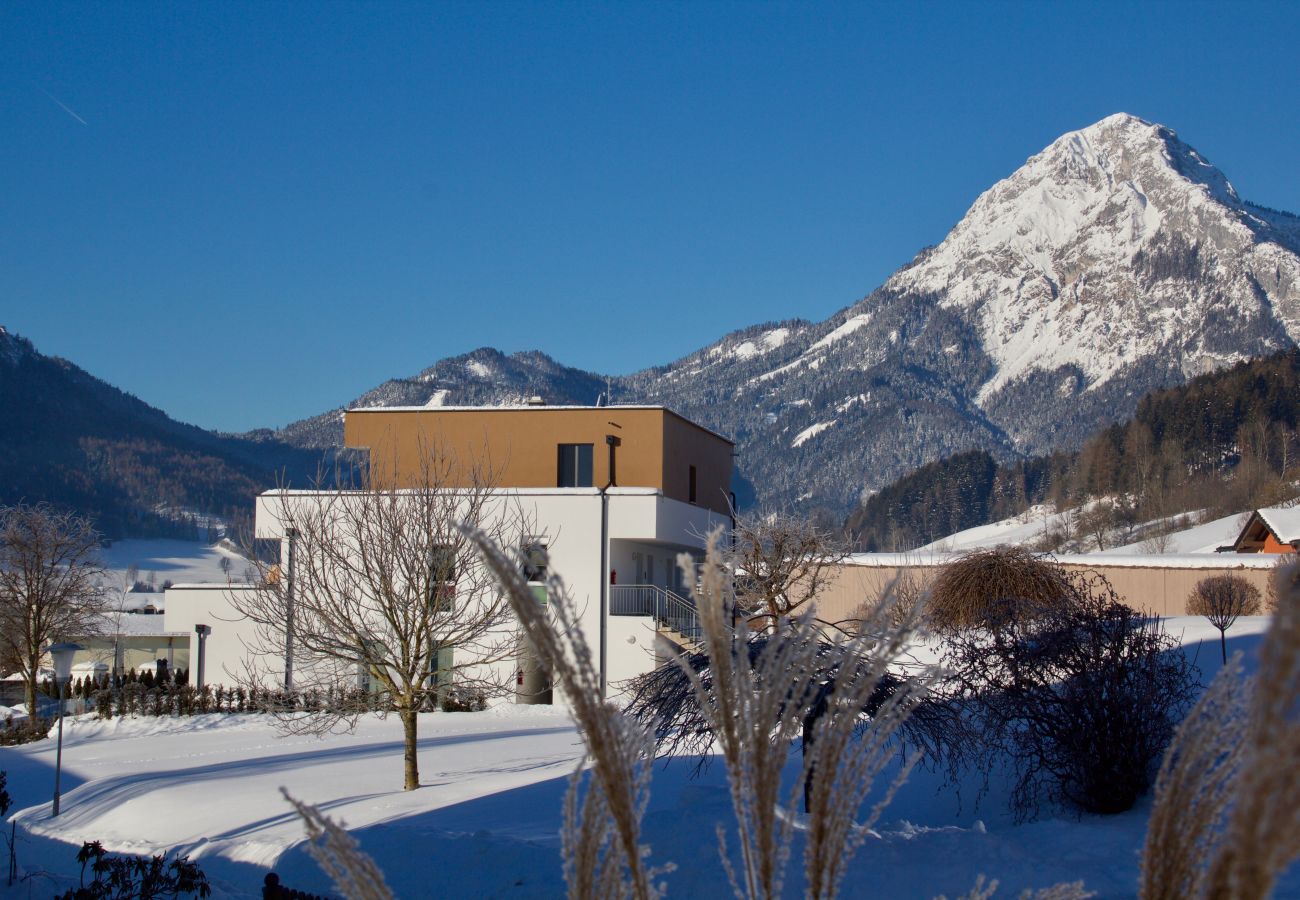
left=558, top=443, right=594, bottom=487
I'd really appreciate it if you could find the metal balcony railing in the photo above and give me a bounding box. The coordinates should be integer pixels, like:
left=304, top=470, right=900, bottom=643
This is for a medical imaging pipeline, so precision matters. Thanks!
left=609, top=584, right=701, bottom=644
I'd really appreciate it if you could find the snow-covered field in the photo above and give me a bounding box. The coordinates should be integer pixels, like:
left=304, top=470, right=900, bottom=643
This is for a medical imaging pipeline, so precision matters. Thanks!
left=2, top=618, right=1296, bottom=899
left=918, top=504, right=1252, bottom=558
left=98, top=539, right=248, bottom=610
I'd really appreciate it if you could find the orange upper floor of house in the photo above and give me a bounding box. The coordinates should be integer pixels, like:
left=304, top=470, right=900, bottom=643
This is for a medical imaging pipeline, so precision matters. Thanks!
left=343, top=405, right=735, bottom=515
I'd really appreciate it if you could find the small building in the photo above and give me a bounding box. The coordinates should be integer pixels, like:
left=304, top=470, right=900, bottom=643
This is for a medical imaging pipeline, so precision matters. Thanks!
left=166, top=403, right=734, bottom=697
left=1221, top=507, right=1300, bottom=554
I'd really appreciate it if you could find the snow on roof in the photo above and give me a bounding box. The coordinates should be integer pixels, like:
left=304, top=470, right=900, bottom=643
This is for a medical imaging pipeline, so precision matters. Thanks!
left=842, top=552, right=1280, bottom=570
left=1256, top=506, right=1300, bottom=543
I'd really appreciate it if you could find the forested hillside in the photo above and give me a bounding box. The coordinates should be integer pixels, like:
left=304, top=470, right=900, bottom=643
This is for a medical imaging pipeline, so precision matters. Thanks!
left=846, top=349, right=1300, bottom=551
left=0, top=328, right=321, bottom=538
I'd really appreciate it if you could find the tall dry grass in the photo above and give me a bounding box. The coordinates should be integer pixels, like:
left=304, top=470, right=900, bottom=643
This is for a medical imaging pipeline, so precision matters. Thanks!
left=1140, top=559, right=1300, bottom=900
left=469, top=529, right=669, bottom=900
left=281, top=789, right=395, bottom=900
left=671, top=531, right=932, bottom=899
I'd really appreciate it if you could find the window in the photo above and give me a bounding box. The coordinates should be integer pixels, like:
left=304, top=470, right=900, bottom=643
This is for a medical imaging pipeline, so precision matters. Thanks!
left=429, top=544, right=456, bottom=611
left=689, top=465, right=698, bottom=503
left=429, top=645, right=454, bottom=690
left=522, top=541, right=548, bottom=582
left=558, top=443, right=594, bottom=487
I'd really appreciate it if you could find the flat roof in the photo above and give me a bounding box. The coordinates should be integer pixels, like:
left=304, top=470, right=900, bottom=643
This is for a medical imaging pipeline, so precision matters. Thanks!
left=345, top=404, right=734, bottom=445
left=259, top=486, right=664, bottom=498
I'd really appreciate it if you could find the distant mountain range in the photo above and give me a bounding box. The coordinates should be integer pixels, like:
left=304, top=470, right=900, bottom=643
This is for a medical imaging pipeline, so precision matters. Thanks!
left=5, top=114, right=1299, bottom=530
left=269, top=113, right=1300, bottom=515
left=0, top=327, right=318, bottom=538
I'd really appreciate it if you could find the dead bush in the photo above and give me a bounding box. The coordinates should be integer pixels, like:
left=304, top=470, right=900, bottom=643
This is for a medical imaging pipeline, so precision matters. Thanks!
left=928, top=547, right=1075, bottom=632
left=943, top=571, right=1198, bottom=819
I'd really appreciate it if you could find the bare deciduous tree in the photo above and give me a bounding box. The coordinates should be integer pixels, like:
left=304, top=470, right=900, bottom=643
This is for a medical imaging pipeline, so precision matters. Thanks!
left=0, top=504, right=105, bottom=717
left=729, top=510, right=850, bottom=631
left=1187, top=574, right=1262, bottom=664
left=233, top=451, right=527, bottom=791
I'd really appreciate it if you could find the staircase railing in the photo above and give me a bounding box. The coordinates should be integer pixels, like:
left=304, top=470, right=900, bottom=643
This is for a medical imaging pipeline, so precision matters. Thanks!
left=609, top=584, right=701, bottom=645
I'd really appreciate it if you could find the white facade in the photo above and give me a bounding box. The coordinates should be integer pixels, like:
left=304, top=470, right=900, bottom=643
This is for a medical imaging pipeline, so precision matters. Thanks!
left=163, top=584, right=265, bottom=686
left=165, top=486, right=728, bottom=698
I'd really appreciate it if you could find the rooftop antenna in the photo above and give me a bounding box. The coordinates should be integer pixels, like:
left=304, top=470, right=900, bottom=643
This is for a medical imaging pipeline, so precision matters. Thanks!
left=606, top=376, right=613, bottom=406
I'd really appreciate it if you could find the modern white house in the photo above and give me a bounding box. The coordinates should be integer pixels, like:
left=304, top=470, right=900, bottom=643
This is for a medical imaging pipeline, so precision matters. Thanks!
left=164, top=403, right=734, bottom=699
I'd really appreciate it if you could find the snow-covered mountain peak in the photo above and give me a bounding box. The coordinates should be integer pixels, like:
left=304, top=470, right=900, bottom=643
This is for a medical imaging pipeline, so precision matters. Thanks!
left=882, top=113, right=1300, bottom=405
left=275, top=116, right=1300, bottom=516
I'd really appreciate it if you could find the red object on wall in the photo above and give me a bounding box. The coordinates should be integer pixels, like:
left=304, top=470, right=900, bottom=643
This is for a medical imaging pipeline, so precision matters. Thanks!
left=610, top=569, right=617, bottom=584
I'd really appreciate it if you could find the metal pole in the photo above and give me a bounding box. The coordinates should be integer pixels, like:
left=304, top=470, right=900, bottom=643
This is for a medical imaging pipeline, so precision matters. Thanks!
left=599, top=490, right=608, bottom=700
left=599, top=435, right=620, bottom=701
left=194, top=624, right=210, bottom=690
left=52, top=679, right=66, bottom=817
left=285, top=528, right=297, bottom=691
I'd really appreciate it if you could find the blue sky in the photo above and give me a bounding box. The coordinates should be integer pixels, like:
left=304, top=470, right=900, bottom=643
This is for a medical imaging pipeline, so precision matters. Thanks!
left=3, top=1, right=1298, bottom=432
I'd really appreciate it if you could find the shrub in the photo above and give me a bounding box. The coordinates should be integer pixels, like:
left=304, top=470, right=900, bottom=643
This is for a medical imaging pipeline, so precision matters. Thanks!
left=1188, top=573, right=1261, bottom=663
left=55, top=840, right=210, bottom=899
left=944, top=568, right=1198, bottom=818
left=928, top=546, right=1075, bottom=632
left=439, top=685, right=487, bottom=713
left=0, top=719, right=49, bottom=746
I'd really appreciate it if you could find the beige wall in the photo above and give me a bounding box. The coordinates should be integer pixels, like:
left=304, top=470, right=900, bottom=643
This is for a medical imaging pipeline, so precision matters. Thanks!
left=811, top=559, right=1280, bottom=623
left=345, top=406, right=734, bottom=515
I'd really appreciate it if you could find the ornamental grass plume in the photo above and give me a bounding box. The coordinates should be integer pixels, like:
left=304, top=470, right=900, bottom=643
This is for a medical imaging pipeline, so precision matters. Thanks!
left=939, top=876, right=1091, bottom=899
left=282, top=789, right=395, bottom=900
left=1138, top=657, right=1248, bottom=899
left=467, top=528, right=669, bottom=900
left=1140, top=558, right=1300, bottom=900
left=673, top=529, right=934, bottom=900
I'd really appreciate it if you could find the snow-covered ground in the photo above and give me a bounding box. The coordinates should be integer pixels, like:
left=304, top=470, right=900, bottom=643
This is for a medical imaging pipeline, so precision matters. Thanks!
left=97, top=539, right=249, bottom=610
left=918, top=504, right=1253, bottom=558
left=1105, top=512, right=1248, bottom=555
left=3, top=618, right=1295, bottom=899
